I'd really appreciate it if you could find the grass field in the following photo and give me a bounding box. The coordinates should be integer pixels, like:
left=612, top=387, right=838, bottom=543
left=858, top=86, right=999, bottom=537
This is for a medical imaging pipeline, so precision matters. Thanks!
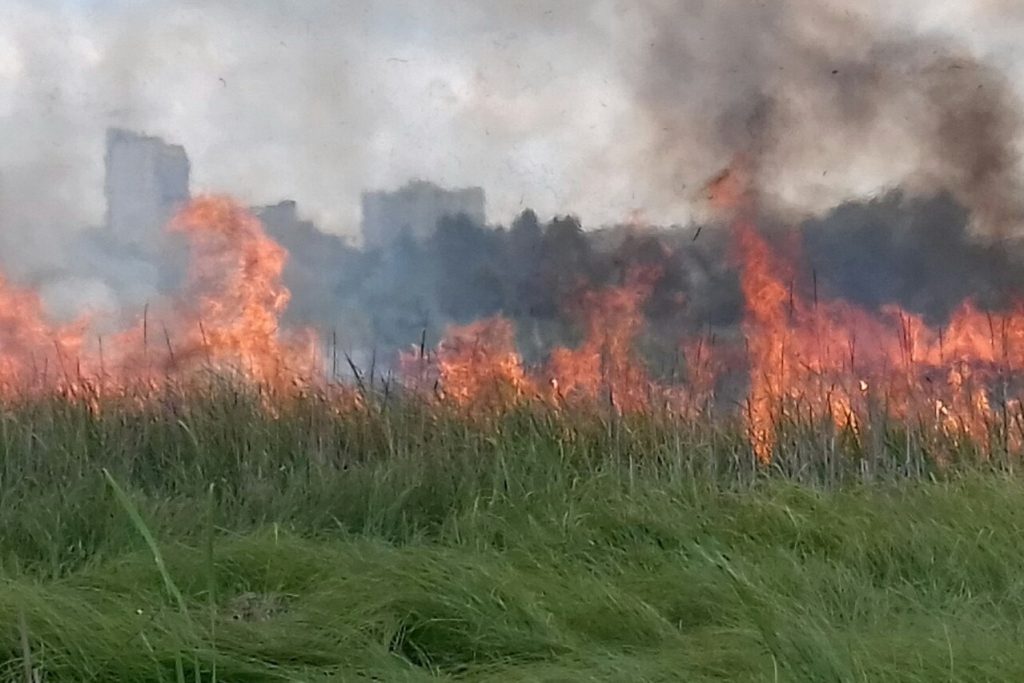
left=2, top=384, right=1024, bottom=681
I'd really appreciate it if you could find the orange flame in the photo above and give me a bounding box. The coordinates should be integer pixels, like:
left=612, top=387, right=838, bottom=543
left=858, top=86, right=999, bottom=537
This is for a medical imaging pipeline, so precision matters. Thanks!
left=166, top=196, right=317, bottom=387
left=0, top=196, right=320, bottom=404
left=731, top=209, right=1023, bottom=460
left=0, top=274, right=87, bottom=391
left=405, top=316, right=535, bottom=411
left=547, top=268, right=658, bottom=412
left=0, top=179, right=1011, bottom=466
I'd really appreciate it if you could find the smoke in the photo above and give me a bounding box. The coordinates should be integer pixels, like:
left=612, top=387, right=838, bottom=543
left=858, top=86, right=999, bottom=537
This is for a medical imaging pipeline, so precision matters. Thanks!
left=0, top=0, right=628, bottom=243
left=804, top=191, right=1024, bottom=322
left=2, top=1, right=1024, bottom=362
left=630, top=0, right=1024, bottom=236
left=2, top=1, right=1022, bottom=239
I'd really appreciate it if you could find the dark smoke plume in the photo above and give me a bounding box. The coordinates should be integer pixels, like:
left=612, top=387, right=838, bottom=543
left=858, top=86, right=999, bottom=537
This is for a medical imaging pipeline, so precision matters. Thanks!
left=804, top=191, right=1024, bottom=322
left=634, top=0, right=1024, bottom=237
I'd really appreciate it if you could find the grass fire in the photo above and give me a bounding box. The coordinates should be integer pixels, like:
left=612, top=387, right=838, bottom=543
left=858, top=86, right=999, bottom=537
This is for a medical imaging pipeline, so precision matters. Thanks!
left=6, top=0, right=1024, bottom=680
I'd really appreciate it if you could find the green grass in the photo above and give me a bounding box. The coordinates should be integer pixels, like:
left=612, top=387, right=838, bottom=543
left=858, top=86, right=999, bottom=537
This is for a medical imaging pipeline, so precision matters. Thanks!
left=0, top=385, right=1023, bottom=680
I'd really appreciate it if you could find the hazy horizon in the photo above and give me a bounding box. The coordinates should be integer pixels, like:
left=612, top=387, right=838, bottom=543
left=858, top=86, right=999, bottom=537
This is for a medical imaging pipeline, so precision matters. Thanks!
left=2, top=1, right=1023, bottom=248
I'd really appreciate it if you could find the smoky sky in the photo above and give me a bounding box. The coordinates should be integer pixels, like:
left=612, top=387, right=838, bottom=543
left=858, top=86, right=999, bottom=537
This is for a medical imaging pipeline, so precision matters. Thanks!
left=1, top=0, right=1023, bottom=254
left=633, top=0, right=1024, bottom=237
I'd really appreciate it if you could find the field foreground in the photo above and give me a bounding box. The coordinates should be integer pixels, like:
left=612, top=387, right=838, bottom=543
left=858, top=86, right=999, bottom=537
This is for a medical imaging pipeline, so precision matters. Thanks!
left=1, top=392, right=1024, bottom=681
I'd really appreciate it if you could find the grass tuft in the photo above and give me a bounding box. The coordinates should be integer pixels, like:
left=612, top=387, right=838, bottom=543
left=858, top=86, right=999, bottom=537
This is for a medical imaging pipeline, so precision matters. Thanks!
left=0, top=386, right=1019, bottom=679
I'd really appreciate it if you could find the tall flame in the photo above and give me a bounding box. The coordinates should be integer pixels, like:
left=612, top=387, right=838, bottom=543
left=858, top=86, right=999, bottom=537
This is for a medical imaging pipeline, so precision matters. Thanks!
left=166, top=196, right=317, bottom=387
left=0, top=196, right=318, bottom=402
left=408, top=160, right=1024, bottom=463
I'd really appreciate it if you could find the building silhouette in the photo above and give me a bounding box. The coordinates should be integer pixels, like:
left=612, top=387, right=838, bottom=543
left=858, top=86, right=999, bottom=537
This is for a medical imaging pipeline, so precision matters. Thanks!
left=361, top=180, right=485, bottom=249
left=104, top=128, right=190, bottom=254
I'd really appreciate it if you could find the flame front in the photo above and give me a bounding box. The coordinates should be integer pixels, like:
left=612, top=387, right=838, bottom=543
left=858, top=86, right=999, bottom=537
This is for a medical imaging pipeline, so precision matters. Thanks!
left=407, top=164, right=1024, bottom=463
left=0, top=188, right=1017, bottom=464
left=0, top=195, right=318, bottom=403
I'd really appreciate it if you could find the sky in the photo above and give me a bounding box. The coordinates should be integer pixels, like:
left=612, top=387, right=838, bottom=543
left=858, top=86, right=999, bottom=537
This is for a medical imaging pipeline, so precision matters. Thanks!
left=0, top=0, right=1022, bottom=249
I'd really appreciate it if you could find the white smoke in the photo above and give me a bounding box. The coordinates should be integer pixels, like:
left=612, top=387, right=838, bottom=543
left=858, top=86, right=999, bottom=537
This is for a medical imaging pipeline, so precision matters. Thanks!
left=0, top=0, right=1021, bottom=254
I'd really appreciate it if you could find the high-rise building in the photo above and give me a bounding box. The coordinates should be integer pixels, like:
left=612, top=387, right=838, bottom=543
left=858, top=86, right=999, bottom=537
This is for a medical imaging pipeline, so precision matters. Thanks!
left=361, top=180, right=485, bottom=249
left=104, top=128, right=190, bottom=254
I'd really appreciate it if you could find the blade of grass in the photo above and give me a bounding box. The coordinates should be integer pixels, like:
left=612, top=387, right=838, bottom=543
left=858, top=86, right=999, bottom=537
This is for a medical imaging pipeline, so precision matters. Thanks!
left=102, top=468, right=190, bottom=620
left=206, top=482, right=217, bottom=683
left=18, top=607, right=32, bottom=683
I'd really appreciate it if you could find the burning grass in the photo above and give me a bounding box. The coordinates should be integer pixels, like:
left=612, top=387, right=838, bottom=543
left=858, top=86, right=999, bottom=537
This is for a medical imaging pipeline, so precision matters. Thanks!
left=6, top=192, right=1024, bottom=677
left=389, top=166, right=1024, bottom=469
left=3, top=190, right=1023, bottom=468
